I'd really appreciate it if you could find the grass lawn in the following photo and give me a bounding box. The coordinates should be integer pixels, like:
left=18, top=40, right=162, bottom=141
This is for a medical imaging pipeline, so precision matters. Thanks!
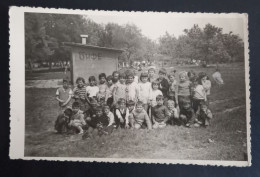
left=25, top=63, right=248, bottom=161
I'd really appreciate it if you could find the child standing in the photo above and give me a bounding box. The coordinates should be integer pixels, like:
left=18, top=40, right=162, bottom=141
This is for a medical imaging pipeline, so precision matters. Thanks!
left=114, top=98, right=130, bottom=128
left=106, top=75, right=115, bottom=107
left=157, top=68, right=169, bottom=99
left=194, top=101, right=213, bottom=127
left=149, top=80, right=163, bottom=108
left=167, top=100, right=180, bottom=126
left=126, top=72, right=139, bottom=104
left=192, top=76, right=207, bottom=113
left=138, top=72, right=152, bottom=112
left=176, top=71, right=192, bottom=113
left=86, top=76, right=99, bottom=100
left=97, top=73, right=108, bottom=105
left=72, top=77, right=87, bottom=112
left=133, top=69, right=139, bottom=83
left=151, top=95, right=170, bottom=129
left=56, top=78, right=73, bottom=112
left=199, top=72, right=212, bottom=105
left=129, top=101, right=152, bottom=129
left=113, top=72, right=127, bottom=106
left=68, top=102, right=86, bottom=134
left=168, top=72, right=177, bottom=102
left=148, top=67, right=157, bottom=83
left=112, top=71, right=120, bottom=84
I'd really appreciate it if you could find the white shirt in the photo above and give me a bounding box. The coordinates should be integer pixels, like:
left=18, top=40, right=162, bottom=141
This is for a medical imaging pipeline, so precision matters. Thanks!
left=126, top=82, right=139, bottom=101
left=138, top=82, right=152, bottom=104
left=107, top=111, right=115, bottom=126
left=115, top=108, right=129, bottom=124
left=193, top=85, right=206, bottom=100
left=149, top=89, right=163, bottom=107
left=86, top=86, right=99, bottom=97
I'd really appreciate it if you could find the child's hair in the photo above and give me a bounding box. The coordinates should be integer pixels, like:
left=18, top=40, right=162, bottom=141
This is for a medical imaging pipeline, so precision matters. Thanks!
left=76, top=77, right=85, bottom=84
left=102, top=104, right=110, bottom=111
left=127, top=100, right=135, bottom=107
left=198, top=72, right=209, bottom=80
left=187, top=70, right=196, bottom=78
left=140, top=72, right=148, bottom=80
left=106, top=75, right=113, bottom=81
left=148, top=67, right=156, bottom=73
left=112, top=71, right=119, bottom=76
left=136, top=101, right=143, bottom=107
left=72, top=101, right=80, bottom=108
left=126, top=71, right=134, bottom=79
left=119, top=72, right=126, bottom=79
left=96, top=106, right=103, bottom=112
left=159, top=68, right=167, bottom=75
left=89, top=76, right=96, bottom=82
left=63, top=78, right=69, bottom=83
left=156, top=95, right=164, bottom=101
left=168, top=72, right=176, bottom=79
left=99, top=73, right=106, bottom=80
left=64, top=108, right=73, bottom=116
left=118, top=98, right=126, bottom=105
left=89, top=98, right=98, bottom=106
left=167, top=100, right=175, bottom=106
left=151, top=80, right=160, bottom=89
left=179, top=71, right=188, bottom=79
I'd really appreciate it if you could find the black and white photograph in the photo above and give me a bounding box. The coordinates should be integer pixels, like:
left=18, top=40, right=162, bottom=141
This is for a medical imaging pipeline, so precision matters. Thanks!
left=9, top=7, right=250, bottom=166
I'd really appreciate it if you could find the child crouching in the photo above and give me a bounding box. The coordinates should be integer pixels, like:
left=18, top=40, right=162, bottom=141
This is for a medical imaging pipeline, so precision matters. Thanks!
left=68, top=102, right=87, bottom=134
left=54, top=107, right=73, bottom=134
left=194, top=101, right=213, bottom=127
left=179, top=100, right=196, bottom=127
left=84, top=106, right=110, bottom=138
left=167, top=100, right=181, bottom=126
left=151, top=95, right=170, bottom=129
left=129, top=101, right=152, bottom=130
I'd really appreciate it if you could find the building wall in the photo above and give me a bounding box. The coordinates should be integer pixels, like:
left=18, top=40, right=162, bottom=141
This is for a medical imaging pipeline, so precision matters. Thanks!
left=71, top=47, right=119, bottom=84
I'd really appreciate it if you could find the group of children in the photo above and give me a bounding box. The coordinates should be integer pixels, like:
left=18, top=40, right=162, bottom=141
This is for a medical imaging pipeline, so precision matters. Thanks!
left=55, top=67, right=213, bottom=138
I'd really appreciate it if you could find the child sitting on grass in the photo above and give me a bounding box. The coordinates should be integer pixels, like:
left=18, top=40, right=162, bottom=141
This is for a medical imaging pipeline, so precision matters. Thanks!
left=72, top=77, right=87, bottom=111
left=194, top=101, right=213, bottom=127
left=151, top=95, right=170, bottom=129
left=68, top=102, right=86, bottom=134
left=138, top=72, right=151, bottom=112
left=179, top=100, right=196, bottom=127
left=55, top=107, right=73, bottom=134
left=103, top=105, right=115, bottom=131
left=129, top=101, right=152, bottom=130
left=126, top=72, right=139, bottom=104
left=106, top=75, right=115, bottom=107
left=167, top=100, right=180, bottom=126
left=97, top=73, right=108, bottom=105
left=56, top=78, right=73, bottom=112
left=157, top=68, right=169, bottom=99
left=114, top=98, right=130, bottom=129
left=86, top=76, right=99, bottom=100
left=113, top=72, right=127, bottom=106
left=84, top=106, right=110, bottom=138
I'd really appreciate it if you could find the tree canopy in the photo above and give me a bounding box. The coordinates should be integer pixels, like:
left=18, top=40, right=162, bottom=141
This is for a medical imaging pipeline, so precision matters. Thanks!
left=25, top=13, right=244, bottom=67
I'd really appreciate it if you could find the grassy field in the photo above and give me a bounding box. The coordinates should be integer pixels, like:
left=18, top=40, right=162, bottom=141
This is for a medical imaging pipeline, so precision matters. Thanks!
left=25, top=63, right=248, bottom=161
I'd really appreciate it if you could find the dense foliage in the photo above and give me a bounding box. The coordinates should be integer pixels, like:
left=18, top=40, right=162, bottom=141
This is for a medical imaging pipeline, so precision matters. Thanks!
left=25, top=13, right=244, bottom=68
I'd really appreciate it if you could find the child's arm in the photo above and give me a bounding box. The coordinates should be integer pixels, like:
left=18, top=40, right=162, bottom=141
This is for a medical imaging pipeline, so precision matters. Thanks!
left=55, top=89, right=64, bottom=103
left=163, top=107, right=170, bottom=123
left=112, top=85, right=117, bottom=105
left=128, top=113, right=134, bottom=128
left=144, top=112, right=152, bottom=129
left=135, top=85, right=139, bottom=103
left=79, top=114, right=86, bottom=126
left=107, top=112, right=115, bottom=126
left=125, top=109, right=130, bottom=128
left=206, top=109, right=213, bottom=119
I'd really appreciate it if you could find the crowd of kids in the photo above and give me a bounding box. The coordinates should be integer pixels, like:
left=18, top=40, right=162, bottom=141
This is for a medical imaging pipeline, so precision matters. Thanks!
left=55, top=67, right=213, bottom=137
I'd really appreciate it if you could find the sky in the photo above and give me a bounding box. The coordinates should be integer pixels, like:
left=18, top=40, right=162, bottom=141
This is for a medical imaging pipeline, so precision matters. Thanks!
left=84, top=12, right=246, bottom=42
